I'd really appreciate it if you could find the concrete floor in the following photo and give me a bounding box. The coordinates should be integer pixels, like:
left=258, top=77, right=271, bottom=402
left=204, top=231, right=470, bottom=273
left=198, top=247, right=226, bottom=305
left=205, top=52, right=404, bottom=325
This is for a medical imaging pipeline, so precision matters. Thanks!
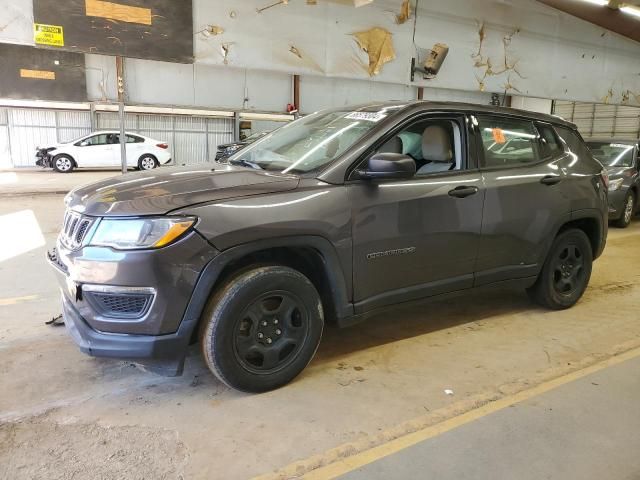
left=338, top=354, right=640, bottom=480
left=1, top=181, right=639, bottom=479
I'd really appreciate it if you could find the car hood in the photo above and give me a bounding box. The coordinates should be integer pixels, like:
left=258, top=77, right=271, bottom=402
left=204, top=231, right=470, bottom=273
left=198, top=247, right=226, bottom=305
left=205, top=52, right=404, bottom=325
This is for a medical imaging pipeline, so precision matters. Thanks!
left=217, top=141, right=248, bottom=150
left=65, top=164, right=300, bottom=216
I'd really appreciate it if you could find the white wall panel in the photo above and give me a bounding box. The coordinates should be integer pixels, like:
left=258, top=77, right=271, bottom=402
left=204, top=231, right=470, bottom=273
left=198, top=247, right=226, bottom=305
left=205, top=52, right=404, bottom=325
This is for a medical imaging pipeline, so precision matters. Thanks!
left=192, top=0, right=640, bottom=105
left=0, top=0, right=33, bottom=46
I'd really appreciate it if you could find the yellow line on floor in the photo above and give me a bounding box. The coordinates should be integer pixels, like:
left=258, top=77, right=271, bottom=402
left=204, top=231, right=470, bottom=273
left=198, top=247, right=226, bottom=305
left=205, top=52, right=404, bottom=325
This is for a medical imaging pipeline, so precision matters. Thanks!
left=259, top=346, right=640, bottom=480
left=0, top=295, right=38, bottom=306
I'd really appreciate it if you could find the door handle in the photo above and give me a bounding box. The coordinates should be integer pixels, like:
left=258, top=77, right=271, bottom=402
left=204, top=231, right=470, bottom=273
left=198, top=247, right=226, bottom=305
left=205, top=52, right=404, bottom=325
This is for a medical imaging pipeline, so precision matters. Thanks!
left=540, top=175, right=562, bottom=186
left=448, top=185, right=479, bottom=198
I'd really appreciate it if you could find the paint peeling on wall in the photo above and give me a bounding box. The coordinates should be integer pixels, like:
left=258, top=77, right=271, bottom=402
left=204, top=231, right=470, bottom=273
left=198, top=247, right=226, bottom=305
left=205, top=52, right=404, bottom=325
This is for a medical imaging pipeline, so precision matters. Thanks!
left=396, top=0, right=411, bottom=24
left=471, top=22, right=524, bottom=93
left=353, top=27, right=396, bottom=76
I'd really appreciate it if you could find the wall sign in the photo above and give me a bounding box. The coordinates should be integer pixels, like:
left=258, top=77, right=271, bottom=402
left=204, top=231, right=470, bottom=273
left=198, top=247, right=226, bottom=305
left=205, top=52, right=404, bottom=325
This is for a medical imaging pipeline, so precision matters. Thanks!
left=34, top=23, right=65, bottom=47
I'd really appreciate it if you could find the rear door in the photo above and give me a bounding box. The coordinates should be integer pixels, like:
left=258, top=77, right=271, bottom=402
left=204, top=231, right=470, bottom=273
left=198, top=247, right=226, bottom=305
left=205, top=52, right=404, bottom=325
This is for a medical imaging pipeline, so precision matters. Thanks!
left=349, top=112, right=485, bottom=312
left=473, top=114, right=571, bottom=285
left=115, top=134, right=146, bottom=167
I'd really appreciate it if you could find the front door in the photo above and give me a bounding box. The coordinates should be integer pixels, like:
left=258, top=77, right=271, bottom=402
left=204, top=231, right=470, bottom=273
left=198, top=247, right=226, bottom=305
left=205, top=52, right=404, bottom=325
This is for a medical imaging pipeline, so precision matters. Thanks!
left=76, top=133, right=117, bottom=167
left=349, top=114, right=485, bottom=313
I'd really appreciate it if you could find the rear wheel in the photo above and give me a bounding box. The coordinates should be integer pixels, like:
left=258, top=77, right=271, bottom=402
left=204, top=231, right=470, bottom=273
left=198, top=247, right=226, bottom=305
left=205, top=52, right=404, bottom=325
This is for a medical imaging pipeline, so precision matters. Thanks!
left=138, top=155, right=158, bottom=170
left=613, top=190, right=635, bottom=228
left=527, top=229, right=592, bottom=310
left=53, top=154, right=75, bottom=173
left=200, top=266, right=324, bottom=393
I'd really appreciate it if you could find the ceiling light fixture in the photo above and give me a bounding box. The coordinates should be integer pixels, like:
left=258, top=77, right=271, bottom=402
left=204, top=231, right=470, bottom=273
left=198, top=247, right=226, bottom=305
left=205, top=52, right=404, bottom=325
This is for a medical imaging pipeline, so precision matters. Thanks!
left=620, top=5, right=640, bottom=17
left=579, top=0, right=608, bottom=5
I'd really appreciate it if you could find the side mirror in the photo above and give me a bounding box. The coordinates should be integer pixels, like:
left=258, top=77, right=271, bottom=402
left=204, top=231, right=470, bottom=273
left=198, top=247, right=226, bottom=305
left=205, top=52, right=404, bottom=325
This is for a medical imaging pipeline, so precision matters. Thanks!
left=355, top=153, right=416, bottom=180
left=79, top=141, right=89, bottom=147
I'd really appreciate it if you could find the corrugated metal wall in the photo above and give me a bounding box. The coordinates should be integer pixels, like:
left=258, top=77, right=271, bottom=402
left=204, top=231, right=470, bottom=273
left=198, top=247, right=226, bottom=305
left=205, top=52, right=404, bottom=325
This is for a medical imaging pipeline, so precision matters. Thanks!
left=0, top=109, right=10, bottom=169
left=553, top=100, right=640, bottom=139
left=2, top=107, right=234, bottom=168
left=96, top=112, right=234, bottom=165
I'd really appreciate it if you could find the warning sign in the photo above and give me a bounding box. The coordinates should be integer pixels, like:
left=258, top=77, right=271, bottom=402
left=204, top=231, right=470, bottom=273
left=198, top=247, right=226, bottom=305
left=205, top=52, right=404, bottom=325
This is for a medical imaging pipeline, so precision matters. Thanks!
left=492, top=128, right=507, bottom=144
left=34, top=23, right=64, bottom=47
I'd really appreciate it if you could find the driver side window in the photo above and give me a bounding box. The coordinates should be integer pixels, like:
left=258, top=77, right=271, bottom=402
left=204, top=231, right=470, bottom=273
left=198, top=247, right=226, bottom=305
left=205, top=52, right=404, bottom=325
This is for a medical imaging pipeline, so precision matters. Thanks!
left=80, top=134, right=109, bottom=146
left=376, top=118, right=463, bottom=176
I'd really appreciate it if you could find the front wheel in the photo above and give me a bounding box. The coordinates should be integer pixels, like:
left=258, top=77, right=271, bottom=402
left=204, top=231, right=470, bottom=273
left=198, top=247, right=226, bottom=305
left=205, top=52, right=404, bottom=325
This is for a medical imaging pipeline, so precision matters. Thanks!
left=613, top=190, right=635, bottom=228
left=200, top=266, right=324, bottom=393
left=138, top=155, right=158, bottom=170
left=53, top=155, right=75, bottom=173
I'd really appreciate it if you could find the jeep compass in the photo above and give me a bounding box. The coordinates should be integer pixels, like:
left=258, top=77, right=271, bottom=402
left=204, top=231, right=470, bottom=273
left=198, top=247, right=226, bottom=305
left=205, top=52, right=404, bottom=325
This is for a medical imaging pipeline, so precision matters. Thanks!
left=48, top=102, right=608, bottom=392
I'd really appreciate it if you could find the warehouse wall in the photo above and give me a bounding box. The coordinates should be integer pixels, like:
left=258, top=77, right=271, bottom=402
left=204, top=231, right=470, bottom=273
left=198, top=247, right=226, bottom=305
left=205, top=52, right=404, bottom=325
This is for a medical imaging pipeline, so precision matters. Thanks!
left=3, top=0, right=639, bottom=110
left=0, top=106, right=234, bottom=168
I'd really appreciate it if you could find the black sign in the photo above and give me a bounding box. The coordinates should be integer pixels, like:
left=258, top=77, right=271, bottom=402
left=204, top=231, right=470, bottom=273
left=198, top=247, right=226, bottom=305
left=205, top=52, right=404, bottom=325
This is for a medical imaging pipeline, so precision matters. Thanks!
left=33, top=0, right=193, bottom=63
left=0, top=43, right=86, bottom=102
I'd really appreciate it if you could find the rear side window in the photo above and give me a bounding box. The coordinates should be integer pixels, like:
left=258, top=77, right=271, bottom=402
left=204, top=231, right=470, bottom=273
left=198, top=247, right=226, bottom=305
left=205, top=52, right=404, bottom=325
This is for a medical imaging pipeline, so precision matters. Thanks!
left=126, top=135, right=144, bottom=143
left=555, top=126, right=592, bottom=159
left=477, top=116, right=539, bottom=167
left=537, top=124, right=563, bottom=158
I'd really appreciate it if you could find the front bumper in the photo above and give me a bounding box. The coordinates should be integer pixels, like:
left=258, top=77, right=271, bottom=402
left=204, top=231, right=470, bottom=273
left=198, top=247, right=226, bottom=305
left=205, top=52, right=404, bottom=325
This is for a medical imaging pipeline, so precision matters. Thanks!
left=60, top=292, right=190, bottom=375
left=47, top=230, right=219, bottom=374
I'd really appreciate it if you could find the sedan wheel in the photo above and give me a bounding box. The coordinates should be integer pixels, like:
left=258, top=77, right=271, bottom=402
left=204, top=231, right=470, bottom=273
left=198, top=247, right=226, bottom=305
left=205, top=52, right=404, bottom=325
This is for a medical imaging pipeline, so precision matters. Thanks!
left=53, top=155, right=74, bottom=173
left=614, top=191, right=636, bottom=228
left=139, top=156, right=158, bottom=170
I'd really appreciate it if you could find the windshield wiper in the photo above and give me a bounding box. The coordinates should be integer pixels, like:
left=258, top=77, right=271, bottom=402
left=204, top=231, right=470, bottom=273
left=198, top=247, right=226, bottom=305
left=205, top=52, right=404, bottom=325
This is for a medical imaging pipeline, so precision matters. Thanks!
left=229, top=158, right=263, bottom=170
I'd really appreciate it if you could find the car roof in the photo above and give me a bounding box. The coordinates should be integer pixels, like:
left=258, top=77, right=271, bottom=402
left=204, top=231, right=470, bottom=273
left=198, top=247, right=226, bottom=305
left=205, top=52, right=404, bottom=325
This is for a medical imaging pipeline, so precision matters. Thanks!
left=585, top=138, right=639, bottom=145
left=89, top=131, right=146, bottom=136
left=330, top=101, right=577, bottom=130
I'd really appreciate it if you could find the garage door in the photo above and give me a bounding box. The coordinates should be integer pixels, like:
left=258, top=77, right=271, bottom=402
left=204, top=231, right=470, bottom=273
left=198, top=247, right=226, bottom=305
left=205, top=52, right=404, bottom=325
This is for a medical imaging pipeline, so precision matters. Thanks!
left=553, top=100, right=640, bottom=140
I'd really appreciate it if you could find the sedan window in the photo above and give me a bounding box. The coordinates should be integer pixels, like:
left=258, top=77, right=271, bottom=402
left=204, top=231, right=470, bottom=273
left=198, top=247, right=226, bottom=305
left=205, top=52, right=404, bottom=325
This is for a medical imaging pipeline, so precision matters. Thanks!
left=79, top=134, right=109, bottom=146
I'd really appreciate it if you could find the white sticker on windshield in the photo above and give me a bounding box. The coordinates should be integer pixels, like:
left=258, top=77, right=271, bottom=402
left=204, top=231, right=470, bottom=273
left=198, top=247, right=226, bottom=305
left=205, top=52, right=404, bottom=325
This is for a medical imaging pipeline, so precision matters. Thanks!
left=610, top=143, right=632, bottom=148
left=345, top=112, right=387, bottom=122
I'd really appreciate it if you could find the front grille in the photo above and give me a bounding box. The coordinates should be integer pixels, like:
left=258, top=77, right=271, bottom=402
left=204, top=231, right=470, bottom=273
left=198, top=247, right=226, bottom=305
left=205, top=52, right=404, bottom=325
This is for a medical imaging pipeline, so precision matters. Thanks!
left=85, top=291, right=153, bottom=319
left=60, top=210, right=94, bottom=250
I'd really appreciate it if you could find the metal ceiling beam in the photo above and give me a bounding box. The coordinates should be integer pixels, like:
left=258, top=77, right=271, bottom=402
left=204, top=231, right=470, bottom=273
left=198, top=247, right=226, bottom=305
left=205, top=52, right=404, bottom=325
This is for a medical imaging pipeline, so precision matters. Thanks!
left=537, top=0, right=640, bottom=43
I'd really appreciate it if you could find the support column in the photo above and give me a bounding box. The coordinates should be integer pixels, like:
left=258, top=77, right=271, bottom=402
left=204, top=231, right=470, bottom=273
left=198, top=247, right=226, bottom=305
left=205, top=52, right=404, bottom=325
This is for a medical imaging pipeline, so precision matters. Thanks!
left=116, top=56, right=127, bottom=175
left=293, top=74, right=300, bottom=119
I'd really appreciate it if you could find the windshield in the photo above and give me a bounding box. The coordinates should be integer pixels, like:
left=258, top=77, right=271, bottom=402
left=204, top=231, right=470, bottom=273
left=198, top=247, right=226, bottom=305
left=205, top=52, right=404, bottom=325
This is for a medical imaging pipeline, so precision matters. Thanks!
left=587, top=142, right=635, bottom=168
left=228, top=110, right=387, bottom=174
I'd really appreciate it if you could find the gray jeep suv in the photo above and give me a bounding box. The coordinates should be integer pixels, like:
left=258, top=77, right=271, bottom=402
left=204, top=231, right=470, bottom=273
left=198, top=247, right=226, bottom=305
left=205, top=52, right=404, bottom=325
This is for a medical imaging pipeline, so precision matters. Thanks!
left=48, top=102, right=608, bottom=392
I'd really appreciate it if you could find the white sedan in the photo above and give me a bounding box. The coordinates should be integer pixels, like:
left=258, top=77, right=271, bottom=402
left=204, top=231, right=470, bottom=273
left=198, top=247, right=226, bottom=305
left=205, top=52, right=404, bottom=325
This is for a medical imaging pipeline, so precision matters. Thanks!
left=37, top=131, right=172, bottom=173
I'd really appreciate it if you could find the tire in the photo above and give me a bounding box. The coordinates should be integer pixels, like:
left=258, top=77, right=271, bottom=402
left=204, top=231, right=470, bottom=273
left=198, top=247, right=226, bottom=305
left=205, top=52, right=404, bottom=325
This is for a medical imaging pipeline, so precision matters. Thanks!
left=138, top=155, right=158, bottom=170
left=527, top=229, right=593, bottom=310
left=200, top=266, right=324, bottom=393
left=613, top=190, right=635, bottom=228
left=52, top=154, right=75, bottom=173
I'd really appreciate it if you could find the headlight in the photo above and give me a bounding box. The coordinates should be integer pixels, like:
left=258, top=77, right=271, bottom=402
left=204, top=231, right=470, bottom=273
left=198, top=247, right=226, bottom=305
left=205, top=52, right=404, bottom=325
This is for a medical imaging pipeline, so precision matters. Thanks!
left=89, top=216, right=196, bottom=250
left=608, top=178, right=624, bottom=192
